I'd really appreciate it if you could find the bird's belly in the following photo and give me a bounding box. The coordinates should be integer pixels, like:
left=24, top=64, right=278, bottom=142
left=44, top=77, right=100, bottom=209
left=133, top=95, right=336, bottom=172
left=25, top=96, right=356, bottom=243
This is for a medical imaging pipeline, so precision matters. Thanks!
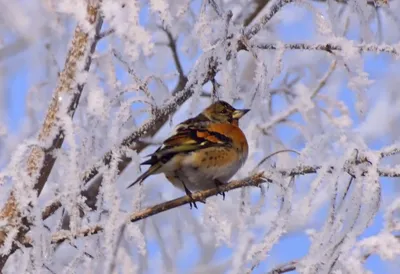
left=165, top=149, right=246, bottom=192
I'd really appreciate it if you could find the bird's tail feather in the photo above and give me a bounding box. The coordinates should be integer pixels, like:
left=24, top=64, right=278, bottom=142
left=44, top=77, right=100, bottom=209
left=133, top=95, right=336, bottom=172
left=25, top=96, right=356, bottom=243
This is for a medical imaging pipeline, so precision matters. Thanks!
left=127, top=162, right=162, bottom=189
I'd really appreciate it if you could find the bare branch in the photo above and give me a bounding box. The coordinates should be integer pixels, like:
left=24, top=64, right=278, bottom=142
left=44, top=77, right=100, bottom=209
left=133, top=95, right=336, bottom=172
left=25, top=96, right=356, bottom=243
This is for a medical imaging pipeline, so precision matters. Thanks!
left=161, top=26, right=187, bottom=86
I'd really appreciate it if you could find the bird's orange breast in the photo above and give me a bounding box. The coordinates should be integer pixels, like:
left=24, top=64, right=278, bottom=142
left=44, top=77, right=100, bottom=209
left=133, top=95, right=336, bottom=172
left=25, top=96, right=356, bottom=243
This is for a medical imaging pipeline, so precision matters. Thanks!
left=207, top=123, right=248, bottom=153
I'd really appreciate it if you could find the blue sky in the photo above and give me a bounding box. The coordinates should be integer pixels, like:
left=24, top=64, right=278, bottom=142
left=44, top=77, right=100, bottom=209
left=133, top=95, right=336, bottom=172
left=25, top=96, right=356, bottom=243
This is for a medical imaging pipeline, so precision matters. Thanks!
left=2, top=1, right=399, bottom=273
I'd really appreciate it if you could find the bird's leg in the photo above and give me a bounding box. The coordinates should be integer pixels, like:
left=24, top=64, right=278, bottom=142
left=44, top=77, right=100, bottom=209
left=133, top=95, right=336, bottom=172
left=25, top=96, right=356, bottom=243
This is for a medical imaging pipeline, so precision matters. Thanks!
left=176, top=173, right=198, bottom=209
left=214, top=179, right=226, bottom=200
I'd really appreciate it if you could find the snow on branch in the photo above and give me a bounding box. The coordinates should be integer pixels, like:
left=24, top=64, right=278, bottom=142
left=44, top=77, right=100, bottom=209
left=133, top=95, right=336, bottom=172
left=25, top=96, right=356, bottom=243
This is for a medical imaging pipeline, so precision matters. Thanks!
left=18, top=148, right=400, bottom=249
left=245, top=0, right=295, bottom=40
left=0, top=3, right=102, bottom=271
left=254, top=42, right=400, bottom=56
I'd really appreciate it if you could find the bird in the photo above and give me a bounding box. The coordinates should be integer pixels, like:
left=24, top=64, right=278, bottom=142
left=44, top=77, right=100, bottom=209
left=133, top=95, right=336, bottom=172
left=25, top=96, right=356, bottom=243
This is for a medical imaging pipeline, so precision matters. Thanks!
left=127, top=100, right=250, bottom=208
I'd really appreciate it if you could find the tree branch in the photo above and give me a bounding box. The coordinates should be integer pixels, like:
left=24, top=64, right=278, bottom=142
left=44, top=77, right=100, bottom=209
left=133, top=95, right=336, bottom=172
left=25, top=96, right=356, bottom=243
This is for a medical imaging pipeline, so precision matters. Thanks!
left=49, top=172, right=267, bottom=245
left=245, top=0, right=294, bottom=40
left=6, top=150, right=398, bottom=261
left=162, top=26, right=187, bottom=86
left=268, top=260, right=297, bottom=274
left=254, top=42, right=400, bottom=56
left=37, top=158, right=400, bottom=246
left=0, top=3, right=102, bottom=271
left=242, top=0, right=272, bottom=27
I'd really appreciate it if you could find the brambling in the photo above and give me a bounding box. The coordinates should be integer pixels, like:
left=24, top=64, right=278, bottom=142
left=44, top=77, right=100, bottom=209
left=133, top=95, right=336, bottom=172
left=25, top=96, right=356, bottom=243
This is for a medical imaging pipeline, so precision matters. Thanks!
left=127, top=100, right=249, bottom=208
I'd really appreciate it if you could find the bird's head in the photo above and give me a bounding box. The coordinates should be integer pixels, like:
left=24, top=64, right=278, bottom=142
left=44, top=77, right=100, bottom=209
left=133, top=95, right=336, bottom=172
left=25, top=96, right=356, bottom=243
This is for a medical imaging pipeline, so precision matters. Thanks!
left=202, top=100, right=250, bottom=125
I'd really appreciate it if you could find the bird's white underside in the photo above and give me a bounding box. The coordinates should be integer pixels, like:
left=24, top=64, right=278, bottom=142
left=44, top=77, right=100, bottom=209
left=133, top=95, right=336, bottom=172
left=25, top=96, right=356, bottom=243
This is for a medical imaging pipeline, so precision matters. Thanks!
left=156, top=149, right=248, bottom=192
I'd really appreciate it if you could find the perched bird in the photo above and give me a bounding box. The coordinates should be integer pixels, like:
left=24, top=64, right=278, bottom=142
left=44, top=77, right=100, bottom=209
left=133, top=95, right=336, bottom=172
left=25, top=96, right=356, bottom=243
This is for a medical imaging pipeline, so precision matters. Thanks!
left=127, top=100, right=249, bottom=208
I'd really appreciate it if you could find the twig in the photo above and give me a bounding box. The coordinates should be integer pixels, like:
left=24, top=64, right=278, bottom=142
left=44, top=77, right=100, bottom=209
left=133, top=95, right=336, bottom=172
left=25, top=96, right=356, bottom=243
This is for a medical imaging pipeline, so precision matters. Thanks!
left=161, top=26, right=187, bottom=85
left=245, top=0, right=294, bottom=40
left=208, top=0, right=223, bottom=17
left=49, top=173, right=266, bottom=245
left=42, top=200, right=62, bottom=220
left=107, top=224, right=126, bottom=274
left=254, top=42, right=399, bottom=56
left=267, top=260, right=297, bottom=273
left=96, top=28, right=115, bottom=40
left=266, top=234, right=399, bottom=273
left=242, top=0, right=272, bottom=27
left=253, top=149, right=300, bottom=172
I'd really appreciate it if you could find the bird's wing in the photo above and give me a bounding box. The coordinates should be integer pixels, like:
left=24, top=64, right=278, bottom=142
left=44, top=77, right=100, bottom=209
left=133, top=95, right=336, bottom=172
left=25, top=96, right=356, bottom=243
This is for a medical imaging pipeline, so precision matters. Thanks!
left=141, top=114, right=232, bottom=165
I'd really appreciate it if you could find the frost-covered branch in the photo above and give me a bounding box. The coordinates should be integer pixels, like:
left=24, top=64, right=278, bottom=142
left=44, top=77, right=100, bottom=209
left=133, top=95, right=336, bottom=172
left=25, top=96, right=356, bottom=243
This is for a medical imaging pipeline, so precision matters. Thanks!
left=312, top=0, right=387, bottom=6
left=46, top=173, right=267, bottom=245
left=241, top=0, right=273, bottom=27
left=7, top=149, right=400, bottom=268
left=30, top=155, right=400, bottom=245
left=254, top=42, right=400, bottom=56
left=267, top=235, right=400, bottom=273
left=96, top=28, right=115, bottom=40
left=245, top=0, right=294, bottom=39
left=0, top=3, right=102, bottom=270
left=267, top=260, right=297, bottom=274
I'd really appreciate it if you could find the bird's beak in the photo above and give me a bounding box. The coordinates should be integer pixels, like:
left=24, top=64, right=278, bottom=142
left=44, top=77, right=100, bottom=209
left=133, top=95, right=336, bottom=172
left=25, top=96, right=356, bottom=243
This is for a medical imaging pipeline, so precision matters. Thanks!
left=232, top=109, right=250, bottom=119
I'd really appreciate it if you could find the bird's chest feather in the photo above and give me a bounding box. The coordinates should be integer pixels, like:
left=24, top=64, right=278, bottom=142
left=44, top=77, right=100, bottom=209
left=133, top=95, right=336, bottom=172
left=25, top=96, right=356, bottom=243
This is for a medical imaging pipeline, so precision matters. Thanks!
left=180, top=146, right=247, bottom=187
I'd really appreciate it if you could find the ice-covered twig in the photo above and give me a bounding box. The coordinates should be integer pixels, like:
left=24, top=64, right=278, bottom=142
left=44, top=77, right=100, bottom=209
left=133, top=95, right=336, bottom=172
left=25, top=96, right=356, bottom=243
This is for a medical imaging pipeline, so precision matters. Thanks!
left=255, top=42, right=400, bottom=56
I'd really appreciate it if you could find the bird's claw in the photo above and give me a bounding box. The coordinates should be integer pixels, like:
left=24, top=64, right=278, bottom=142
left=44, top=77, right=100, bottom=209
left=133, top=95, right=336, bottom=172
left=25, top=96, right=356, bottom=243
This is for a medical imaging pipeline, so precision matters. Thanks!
left=183, top=186, right=198, bottom=209
left=214, top=180, right=226, bottom=200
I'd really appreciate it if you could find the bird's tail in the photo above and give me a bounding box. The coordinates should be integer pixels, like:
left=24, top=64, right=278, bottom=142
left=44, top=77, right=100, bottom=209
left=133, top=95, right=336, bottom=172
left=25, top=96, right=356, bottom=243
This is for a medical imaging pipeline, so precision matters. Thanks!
left=127, top=162, right=162, bottom=189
